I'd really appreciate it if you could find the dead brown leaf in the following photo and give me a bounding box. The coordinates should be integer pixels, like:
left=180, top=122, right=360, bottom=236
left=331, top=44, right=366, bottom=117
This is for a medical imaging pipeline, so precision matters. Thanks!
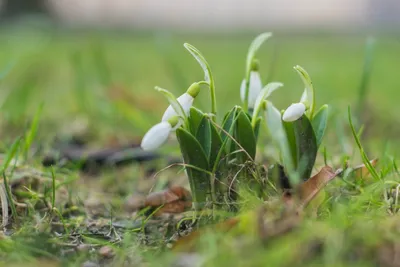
left=352, top=158, right=379, bottom=178
left=144, top=186, right=192, bottom=215
left=298, top=166, right=339, bottom=210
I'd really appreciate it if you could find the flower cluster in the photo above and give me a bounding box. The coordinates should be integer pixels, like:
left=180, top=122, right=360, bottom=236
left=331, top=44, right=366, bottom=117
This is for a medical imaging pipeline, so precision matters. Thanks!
left=139, top=32, right=329, bottom=212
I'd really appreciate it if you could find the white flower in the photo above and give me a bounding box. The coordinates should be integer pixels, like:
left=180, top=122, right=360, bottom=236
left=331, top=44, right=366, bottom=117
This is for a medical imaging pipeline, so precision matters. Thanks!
left=240, top=71, right=263, bottom=108
left=282, top=102, right=306, bottom=122
left=161, top=93, right=194, bottom=122
left=141, top=121, right=172, bottom=151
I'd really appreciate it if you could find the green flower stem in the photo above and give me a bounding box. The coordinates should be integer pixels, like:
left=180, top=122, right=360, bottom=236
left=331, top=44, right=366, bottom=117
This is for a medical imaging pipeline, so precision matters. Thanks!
left=209, top=81, right=217, bottom=122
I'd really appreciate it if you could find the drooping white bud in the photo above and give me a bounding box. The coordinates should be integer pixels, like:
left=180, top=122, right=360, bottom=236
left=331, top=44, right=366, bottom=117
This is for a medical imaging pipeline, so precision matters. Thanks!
left=161, top=83, right=200, bottom=122
left=282, top=102, right=306, bottom=122
left=141, top=118, right=178, bottom=151
left=240, top=71, right=263, bottom=108
left=161, top=93, right=193, bottom=122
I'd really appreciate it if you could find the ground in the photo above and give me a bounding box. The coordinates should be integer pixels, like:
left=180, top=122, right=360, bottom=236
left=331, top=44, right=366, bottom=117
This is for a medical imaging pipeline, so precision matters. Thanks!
left=0, top=25, right=399, bottom=266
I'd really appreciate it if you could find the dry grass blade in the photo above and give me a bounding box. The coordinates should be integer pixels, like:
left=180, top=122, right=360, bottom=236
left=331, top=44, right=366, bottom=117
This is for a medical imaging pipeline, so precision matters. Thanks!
left=298, top=166, right=339, bottom=209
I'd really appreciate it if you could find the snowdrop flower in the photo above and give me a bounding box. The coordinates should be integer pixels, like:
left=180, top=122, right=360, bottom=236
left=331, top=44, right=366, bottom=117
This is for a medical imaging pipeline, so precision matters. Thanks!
left=162, top=82, right=200, bottom=122
left=282, top=102, right=306, bottom=122
left=240, top=60, right=263, bottom=109
left=141, top=116, right=179, bottom=151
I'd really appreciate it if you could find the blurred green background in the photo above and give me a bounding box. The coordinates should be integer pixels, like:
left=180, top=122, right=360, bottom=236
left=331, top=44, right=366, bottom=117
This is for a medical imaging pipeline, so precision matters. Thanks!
left=0, top=0, right=399, bottom=153
left=1, top=28, right=399, bottom=146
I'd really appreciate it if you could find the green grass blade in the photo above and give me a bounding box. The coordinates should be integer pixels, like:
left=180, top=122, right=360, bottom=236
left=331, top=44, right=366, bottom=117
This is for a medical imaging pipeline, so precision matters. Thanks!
left=23, top=103, right=43, bottom=160
left=348, top=106, right=380, bottom=180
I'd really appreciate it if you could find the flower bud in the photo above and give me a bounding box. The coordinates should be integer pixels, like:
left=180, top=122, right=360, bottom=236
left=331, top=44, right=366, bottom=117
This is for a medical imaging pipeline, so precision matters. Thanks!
left=162, top=83, right=200, bottom=122
left=240, top=71, right=263, bottom=108
left=282, top=102, right=306, bottom=122
left=141, top=120, right=175, bottom=151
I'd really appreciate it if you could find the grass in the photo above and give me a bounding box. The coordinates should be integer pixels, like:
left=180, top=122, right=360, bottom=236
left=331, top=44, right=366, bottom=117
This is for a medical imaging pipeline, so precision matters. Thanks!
left=0, top=25, right=399, bottom=266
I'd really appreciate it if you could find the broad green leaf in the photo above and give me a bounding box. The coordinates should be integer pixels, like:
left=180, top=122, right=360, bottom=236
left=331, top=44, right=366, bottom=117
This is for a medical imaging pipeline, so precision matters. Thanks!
left=196, top=116, right=212, bottom=158
left=293, top=115, right=318, bottom=180
left=246, top=32, right=272, bottom=76
left=209, top=122, right=223, bottom=168
left=283, top=121, right=297, bottom=168
left=253, top=117, right=262, bottom=141
left=176, top=128, right=211, bottom=210
left=294, top=65, right=315, bottom=118
left=236, top=111, right=256, bottom=160
left=189, top=107, right=205, bottom=135
left=221, top=106, right=240, bottom=142
left=252, top=82, right=283, bottom=127
left=155, top=86, right=187, bottom=122
left=265, top=102, right=298, bottom=185
left=312, top=104, right=329, bottom=148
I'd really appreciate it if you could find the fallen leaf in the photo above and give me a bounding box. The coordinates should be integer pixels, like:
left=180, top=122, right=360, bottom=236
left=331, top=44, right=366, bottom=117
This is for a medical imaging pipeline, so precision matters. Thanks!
left=144, top=186, right=192, bottom=215
left=298, top=166, right=339, bottom=209
left=351, top=158, right=379, bottom=178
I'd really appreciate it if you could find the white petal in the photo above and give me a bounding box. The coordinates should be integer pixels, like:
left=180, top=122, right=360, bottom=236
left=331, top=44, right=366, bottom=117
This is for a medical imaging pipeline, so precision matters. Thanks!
left=248, top=71, right=263, bottom=108
left=179, top=93, right=194, bottom=113
left=141, top=121, right=172, bottom=151
left=161, top=93, right=194, bottom=122
left=282, top=103, right=306, bottom=122
left=240, top=79, right=246, bottom=102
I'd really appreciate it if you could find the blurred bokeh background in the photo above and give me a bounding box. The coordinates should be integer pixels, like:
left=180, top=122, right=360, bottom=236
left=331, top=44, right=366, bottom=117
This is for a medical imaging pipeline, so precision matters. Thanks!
left=0, top=0, right=399, bottom=150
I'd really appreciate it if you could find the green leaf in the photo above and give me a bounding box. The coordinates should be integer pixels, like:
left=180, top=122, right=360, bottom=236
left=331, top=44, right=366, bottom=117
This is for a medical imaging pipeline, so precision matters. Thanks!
left=294, top=65, right=315, bottom=118
left=253, top=117, right=262, bottom=141
left=265, top=101, right=299, bottom=185
left=196, top=116, right=212, bottom=158
left=293, top=115, right=318, bottom=180
left=236, top=111, right=256, bottom=160
left=183, top=43, right=217, bottom=118
left=221, top=106, right=240, bottom=142
left=246, top=32, right=272, bottom=76
left=184, top=43, right=213, bottom=84
left=209, top=122, right=223, bottom=168
left=189, top=107, right=205, bottom=135
left=283, top=121, right=298, bottom=169
left=155, top=86, right=187, bottom=123
left=176, top=128, right=211, bottom=210
left=312, top=104, right=329, bottom=148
